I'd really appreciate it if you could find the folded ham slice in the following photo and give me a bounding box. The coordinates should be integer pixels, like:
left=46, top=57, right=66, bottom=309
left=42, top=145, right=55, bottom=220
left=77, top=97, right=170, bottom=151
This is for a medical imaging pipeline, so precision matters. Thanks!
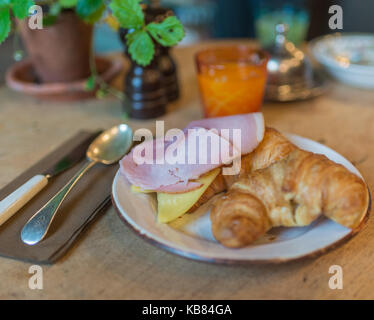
left=120, top=113, right=265, bottom=193
left=185, top=113, right=264, bottom=155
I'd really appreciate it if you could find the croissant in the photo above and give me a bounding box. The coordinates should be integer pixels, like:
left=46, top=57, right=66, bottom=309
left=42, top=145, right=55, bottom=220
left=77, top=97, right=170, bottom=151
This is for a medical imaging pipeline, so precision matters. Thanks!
left=211, top=147, right=369, bottom=248
left=188, top=127, right=295, bottom=212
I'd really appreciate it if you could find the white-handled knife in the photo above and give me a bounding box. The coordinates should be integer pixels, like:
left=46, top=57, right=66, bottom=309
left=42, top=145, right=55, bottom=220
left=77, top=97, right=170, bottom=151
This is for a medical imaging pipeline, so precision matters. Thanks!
left=0, top=132, right=99, bottom=226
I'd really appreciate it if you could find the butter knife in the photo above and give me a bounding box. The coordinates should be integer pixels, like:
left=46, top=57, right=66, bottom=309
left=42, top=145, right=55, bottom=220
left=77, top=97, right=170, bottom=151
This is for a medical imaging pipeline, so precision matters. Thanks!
left=0, top=132, right=100, bottom=226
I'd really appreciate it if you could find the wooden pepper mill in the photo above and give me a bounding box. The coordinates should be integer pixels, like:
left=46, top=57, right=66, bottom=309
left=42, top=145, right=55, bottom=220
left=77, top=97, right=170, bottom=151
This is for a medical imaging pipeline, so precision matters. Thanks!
left=158, top=45, right=180, bottom=103
left=120, top=6, right=180, bottom=119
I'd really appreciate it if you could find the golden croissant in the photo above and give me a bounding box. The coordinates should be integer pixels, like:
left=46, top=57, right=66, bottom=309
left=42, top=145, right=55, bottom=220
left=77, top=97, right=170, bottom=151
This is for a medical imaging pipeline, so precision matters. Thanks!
left=188, top=127, right=295, bottom=212
left=211, top=145, right=369, bottom=248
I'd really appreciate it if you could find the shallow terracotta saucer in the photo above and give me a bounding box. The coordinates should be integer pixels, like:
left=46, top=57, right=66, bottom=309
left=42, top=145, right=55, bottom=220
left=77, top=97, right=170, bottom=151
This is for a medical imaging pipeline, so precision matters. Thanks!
left=5, top=56, right=123, bottom=101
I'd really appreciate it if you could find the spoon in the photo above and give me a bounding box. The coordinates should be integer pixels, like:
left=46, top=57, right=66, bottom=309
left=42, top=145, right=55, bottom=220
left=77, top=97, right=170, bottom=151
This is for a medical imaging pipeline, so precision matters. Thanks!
left=21, top=124, right=133, bottom=245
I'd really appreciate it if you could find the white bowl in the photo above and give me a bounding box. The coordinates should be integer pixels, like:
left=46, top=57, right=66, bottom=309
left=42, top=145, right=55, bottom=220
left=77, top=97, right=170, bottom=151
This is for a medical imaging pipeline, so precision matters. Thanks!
left=309, top=33, right=374, bottom=89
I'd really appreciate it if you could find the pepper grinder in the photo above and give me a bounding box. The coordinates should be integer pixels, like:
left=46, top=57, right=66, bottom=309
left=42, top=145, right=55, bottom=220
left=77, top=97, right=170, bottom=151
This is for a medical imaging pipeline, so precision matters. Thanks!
left=158, top=45, right=180, bottom=102
left=120, top=6, right=180, bottom=119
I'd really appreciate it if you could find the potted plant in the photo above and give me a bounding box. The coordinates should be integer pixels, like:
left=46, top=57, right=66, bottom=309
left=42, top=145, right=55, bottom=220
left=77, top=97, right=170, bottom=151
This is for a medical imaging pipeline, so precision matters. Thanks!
left=1, top=0, right=184, bottom=106
left=1, top=0, right=107, bottom=83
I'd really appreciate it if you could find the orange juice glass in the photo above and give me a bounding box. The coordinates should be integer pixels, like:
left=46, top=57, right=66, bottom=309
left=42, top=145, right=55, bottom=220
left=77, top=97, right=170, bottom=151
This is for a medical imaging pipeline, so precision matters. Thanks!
left=195, top=46, right=269, bottom=117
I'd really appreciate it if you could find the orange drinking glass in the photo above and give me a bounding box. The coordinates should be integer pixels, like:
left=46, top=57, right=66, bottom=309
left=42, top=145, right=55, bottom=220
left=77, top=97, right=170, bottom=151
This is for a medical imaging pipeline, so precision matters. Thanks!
left=195, top=46, right=269, bottom=118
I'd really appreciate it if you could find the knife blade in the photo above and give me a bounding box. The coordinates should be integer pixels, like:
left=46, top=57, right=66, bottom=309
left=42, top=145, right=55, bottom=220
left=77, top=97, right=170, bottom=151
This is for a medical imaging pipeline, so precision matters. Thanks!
left=42, top=133, right=100, bottom=178
left=0, top=131, right=101, bottom=226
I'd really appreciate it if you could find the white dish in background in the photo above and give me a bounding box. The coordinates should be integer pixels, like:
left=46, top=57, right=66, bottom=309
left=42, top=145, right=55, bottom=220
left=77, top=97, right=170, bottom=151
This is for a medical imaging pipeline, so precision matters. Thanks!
left=309, top=33, right=374, bottom=89
left=112, top=134, right=370, bottom=264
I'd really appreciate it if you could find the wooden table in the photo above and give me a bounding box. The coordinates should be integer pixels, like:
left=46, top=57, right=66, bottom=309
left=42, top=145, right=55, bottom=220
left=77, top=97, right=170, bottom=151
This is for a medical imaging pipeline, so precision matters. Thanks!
left=1, top=41, right=374, bottom=299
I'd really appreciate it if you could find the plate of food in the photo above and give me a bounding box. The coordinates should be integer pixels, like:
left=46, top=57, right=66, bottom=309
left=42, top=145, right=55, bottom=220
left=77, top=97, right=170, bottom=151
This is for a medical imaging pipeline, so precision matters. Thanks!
left=112, top=113, right=370, bottom=264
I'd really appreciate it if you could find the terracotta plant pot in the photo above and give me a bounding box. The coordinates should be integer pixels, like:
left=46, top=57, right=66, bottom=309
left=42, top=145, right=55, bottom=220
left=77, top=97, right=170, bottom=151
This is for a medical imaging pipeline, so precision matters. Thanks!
left=18, top=10, right=92, bottom=83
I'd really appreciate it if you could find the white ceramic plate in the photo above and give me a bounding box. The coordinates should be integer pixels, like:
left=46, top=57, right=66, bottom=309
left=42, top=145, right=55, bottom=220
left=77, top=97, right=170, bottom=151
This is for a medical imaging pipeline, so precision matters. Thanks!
left=112, top=134, right=370, bottom=264
left=309, top=33, right=374, bottom=89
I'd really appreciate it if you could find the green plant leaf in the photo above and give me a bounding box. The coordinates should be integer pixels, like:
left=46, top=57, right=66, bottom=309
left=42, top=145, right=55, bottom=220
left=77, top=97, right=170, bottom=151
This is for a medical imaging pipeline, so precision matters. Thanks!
left=126, top=29, right=154, bottom=66
left=0, top=7, right=10, bottom=44
left=59, top=0, right=77, bottom=8
left=40, top=2, right=60, bottom=27
left=146, top=16, right=184, bottom=47
left=109, top=0, right=144, bottom=29
left=96, top=88, right=107, bottom=99
left=85, top=75, right=96, bottom=91
left=49, top=2, right=61, bottom=16
left=0, top=0, right=10, bottom=8
left=76, top=0, right=105, bottom=24
left=10, top=0, right=34, bottom=19
left=43, top=14, right=57, bottom=26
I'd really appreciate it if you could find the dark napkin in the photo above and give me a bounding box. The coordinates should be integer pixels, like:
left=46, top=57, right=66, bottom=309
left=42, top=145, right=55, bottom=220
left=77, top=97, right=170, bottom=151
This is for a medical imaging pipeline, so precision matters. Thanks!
left=0, top=131, right=119, bottom=264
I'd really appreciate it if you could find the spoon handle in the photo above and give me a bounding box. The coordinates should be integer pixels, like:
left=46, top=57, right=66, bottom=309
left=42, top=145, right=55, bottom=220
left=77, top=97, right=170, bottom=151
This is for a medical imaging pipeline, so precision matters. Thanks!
left=21, top=160, right=97, bottom=245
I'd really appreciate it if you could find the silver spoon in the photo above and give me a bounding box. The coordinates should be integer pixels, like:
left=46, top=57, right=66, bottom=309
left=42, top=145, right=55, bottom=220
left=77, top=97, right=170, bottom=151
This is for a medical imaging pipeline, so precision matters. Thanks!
left=21, top=124, right=133, bottom=245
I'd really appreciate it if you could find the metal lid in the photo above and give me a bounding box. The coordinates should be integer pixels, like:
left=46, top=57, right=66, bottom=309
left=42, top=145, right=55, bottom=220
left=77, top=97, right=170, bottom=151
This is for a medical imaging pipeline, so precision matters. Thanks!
left=265, top=23, right=327, bottom=101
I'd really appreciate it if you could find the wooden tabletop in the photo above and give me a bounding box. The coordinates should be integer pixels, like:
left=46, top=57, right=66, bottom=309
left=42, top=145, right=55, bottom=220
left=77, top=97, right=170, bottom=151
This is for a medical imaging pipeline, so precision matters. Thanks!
left=1, top=41, right=374, bottom=299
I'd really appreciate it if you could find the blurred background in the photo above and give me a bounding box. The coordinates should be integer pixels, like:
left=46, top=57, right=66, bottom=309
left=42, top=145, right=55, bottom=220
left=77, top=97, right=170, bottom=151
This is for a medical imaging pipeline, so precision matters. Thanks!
left=95, top=0, right=374, bottom=50
left=1, top=0, right=374, bottom=82
left=168, top=0, right=374, bottom=43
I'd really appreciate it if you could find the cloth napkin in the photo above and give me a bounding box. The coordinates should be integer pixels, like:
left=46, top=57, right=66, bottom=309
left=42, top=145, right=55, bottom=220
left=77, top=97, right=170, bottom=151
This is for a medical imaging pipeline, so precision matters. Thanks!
left=0, top=131, right=119, bottom=264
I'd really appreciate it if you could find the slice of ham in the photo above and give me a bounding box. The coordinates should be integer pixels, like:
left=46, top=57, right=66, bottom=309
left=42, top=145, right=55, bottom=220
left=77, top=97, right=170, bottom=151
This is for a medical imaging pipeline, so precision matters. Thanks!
left=120, top=113, right=265, bottom=193
left=185, top=113, right=264, bottom=155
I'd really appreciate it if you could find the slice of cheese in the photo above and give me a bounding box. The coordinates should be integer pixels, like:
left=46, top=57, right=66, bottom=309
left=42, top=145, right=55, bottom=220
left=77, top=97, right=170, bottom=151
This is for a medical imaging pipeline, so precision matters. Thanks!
left=157, top=168, right=220, bottom=223
left=131, top=185, right=155, bottom=193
